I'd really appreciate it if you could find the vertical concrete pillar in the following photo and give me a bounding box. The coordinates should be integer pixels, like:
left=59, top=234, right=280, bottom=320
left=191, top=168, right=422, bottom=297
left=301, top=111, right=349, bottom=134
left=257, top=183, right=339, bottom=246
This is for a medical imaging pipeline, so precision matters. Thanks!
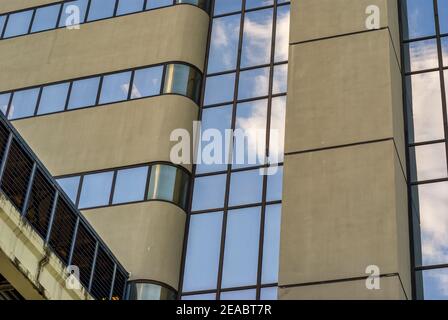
left=279, top=0, right=410, bottom=299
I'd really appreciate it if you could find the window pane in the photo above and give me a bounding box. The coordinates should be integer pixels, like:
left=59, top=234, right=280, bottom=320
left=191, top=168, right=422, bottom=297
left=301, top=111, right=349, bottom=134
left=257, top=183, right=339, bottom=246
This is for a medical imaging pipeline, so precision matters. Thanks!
left=192, top=174, right=226, bottom=211
left=411, top=143, right=448, bottom=181
left=266, top=166, right=283, bottom=201
left=59, top=0, right=89, bottom=27
left=112, top=166, right=148, bottom=204
left=146, top=0, right=173, bottom=10
left=246, top=0, right=273, bottom=9
left=4, top=10, right=33, bottom=38
left=272, top=64, right=287, bottom=94
left=275, top=5, right=290, bottom=62
left=420, top=269, right=448, bottom=300
left=229, top=169, right=263, bottom=206
left=57, top=176, right=81, bottom=203
left=238, top=67, right=269, bottom=100
left=220, top=289, right=256, bottom=300
left=260, top=287, right=278, bottom=300
left=196, top=105, right=232, bottom=174
left=241, top=8, right=273, bottom=68
left=204, top=73, right=235, bottom=106
left=214, top=0, right=242, bottom=15
left=0, top=16, right=6, bottom=36
left=31, top=4, right=61, bottom=33
left=68, top=77, right=100, bottom=109
left=407, top=72, right=444, bottom=143
left=439, top=0, right=448, bottom=34
left=183, top=212, right=223, bottom=292
left=8, top=88, right=39, bottom=120
left=87, top=0, right=116, bottom=22
left=415, top=182, right=448, bottom=266
left=233, top=99, right=268, bottom=168
left=79, top=172, right=114, bottom=209
left=182, top=293, right=216, bottom=300
left=163, top=64, right=202, bottom=103
left=0, top=93, right=11, bottom=115
left=269, top=96, right=286, bottom=163
left=404, top=39, right=439, bottom=73
left=131, top=66, right=163, bottom=99
left=37, top=83, right=69, bottom=115
left=222, top=207, right=260, bottom=288
left=403, top=0, right=436, bottom=39
left=117, top=0, right=145, bottom=15
left=147, top=165, right=189, bottom=208
left=262, top=204, right=281, bottom=283
left=208, top=14, right=241, bottom=74
left=99, top=72, right=131, bottom=104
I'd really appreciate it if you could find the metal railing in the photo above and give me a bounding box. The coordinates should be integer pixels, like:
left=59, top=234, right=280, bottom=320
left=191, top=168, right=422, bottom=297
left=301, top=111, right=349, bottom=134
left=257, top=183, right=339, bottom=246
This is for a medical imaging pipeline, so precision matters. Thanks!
left=0, top=111, right=128, bottom=300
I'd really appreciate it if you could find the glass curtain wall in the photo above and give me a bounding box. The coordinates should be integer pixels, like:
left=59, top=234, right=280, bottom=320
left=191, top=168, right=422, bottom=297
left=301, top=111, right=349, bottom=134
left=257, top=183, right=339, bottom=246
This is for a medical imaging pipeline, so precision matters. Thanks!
left=180, top=0, right=290, bottom=300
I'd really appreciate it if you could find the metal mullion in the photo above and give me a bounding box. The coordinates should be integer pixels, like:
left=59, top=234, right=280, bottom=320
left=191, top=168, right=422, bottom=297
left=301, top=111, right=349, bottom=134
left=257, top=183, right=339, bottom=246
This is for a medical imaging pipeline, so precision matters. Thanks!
left=56, top=2, right=64, bottom=28
left=108, top=170, right=118, bottom=205
left=113, top=0, right=120, bottom=17
left=85, top=0, right=93, bottom=23
left=433, top=0, right=448, bottom=172
left=45, top=191, right=59, bottom=244
left=0, top=14, right=9, bottom=39
left=0, top=133, right=13, bottom=185
left=74, top=174, right=84, bottom=208
left=88, top=241, right=99, bottom=292
left=64, top=81, right=73, bottom=111
left=21, top=162, right=37, bottom=217
left=109, top=264, right=117, bottom=300
left=143, top=0, right=148, bottom=11
left=67, top=217, right=80, bottom=266
left=127, top=70, right=136, bottom=100
left=215, top=0, right=247, bottom=301
left=5, top=92, right=13, bottom=119
left=144, top=165, right=152, bottom=201
left=27, top=9, right=37, bottom=34
left=33, top=87, right=44, bottom=116
left=95, top=76, right=104, bottom=106
left=160, top=64, right=168, bottom=95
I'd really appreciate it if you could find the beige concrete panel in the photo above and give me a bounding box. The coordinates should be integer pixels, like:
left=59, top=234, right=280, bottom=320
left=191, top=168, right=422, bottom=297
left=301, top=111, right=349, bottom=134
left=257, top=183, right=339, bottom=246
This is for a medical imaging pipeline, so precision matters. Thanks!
left=12, top=95, right=197, bottom=176
left=290, top=0, right=400, bottom=54
left=0, top=5, right=209, bottom=91
left=83, top=201, right=186, bottom=291
left=0, top=0, right=60, bottom=13
left=285, top=29, right=400, bottom=154
left=279, top=275, right=408, bottom=300
left=279, top=140, right=410, bottom=288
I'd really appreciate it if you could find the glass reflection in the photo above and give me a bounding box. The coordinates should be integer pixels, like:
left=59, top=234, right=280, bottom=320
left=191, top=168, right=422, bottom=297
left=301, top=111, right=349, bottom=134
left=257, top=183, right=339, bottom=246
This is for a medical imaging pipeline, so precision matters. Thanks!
left=37, top=83, right=69, bottom=115
left=8, top=88, right=40, bottom=120
left=68, top=77, right=101, bottom=110
left=148, top=164, right=189, bottom=209
left=182, top=293, right=216, bottom=300
left=204, top=73, right=236, bottom=105
left=78, top=172, right=114, bottom=209
left=57, top=176, right=81, bottom=203
left=402, top=0, right=435, bottom=40
left=266, top=166, right=283, bottom=201
left=220, top=289, right=256, bottom=300
left=412, top=143, right=448, bottom=181
left=183, top=212, right=223, bottom=292
left=238, top=67, right=270, bottom=100
left=246, top=0, right=273, bottom=9
left=420, top=269, right=448, bottom=300
left=275, top=4, right=290, bottom=62
left=87, top=0, right=116, bottom=22
left=269, top=96, right=286, bottom=163
left=59, top=0, right=89, bottom=27
left=229, top=170, right=263, bottom=206
left=3, top=11, right=33, bottom=38
left=272, top=64, right=288, bottom=94
left=117, top=0, right=145, bottom=15
left=260, top=287, right=278, bottom=300
left=405, top=39, right=438, bottom=72
left=213, top=0, right=242, bottom=15
left=415, top=182, right=448, bottom=266
left=146, top=0, right=173, bottom=10
left=0, top=93, right=11, bottom=115
left=131, top=66, right=163, bottom=99
left=0, top=16, right=6, bottom=36
left=127, top=282, right=176, bottom=300
left=262, top=204, right=281, bottom=284
left=31, top=4, right=61, bottom=32
left=192, top=174, right=227, bottom=211
left=163, top=64, right=202, bottom=103
left=99, top=71, right=132, bottom=104
left=222, top=207, right=261, bottom=288
left=112, top=166, right=148, bottom=204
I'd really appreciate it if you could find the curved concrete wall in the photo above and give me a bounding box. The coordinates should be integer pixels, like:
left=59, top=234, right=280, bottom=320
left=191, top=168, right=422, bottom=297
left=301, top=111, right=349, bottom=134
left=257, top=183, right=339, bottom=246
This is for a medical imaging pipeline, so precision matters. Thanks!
left=0, top=5, right=209, bottom=91
left=83, top=201, right=186, bottom=291
left=13, top=95, right=197, bottom=176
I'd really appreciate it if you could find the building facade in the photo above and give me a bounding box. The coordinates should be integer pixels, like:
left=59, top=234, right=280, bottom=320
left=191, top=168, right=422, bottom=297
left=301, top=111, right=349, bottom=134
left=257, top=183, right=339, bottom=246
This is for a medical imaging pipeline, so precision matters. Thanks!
left=0, top=0, right=445, bottom=300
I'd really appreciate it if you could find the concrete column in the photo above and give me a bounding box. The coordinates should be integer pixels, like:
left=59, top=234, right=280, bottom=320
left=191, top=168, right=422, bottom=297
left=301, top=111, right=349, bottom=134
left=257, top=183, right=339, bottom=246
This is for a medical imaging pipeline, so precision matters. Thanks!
left=279, top=0, right=410, bottom=299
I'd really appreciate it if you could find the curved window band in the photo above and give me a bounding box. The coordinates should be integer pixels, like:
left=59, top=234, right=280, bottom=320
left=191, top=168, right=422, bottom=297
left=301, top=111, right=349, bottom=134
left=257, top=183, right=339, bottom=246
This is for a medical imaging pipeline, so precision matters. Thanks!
left=0, top=0, right=211, bottom=41
left=0, top=62, right=202, bottom=121
left=56, top=162, right=191, bottom=212
left=126, top=280, right=177, bottom=300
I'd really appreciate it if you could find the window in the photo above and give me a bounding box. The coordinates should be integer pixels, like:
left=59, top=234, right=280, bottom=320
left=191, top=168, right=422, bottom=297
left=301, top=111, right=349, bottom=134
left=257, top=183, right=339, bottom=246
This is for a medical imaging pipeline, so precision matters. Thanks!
left=183, top=212, right=223, bottom=292
left=182, top=293, right=216, bottom=300
left=208, top=15, right=241, bottom=74
left=147, top=164, right=190, bottom=209
left=238, top=67, right=270, bottom=100
left=222, top=207, right=261, bottom=288
left=213, top=0, right=242, bottom=15
left=112, top=166, right=148, bottom=204
left=117, top=0, right=145, bottom=16
left=0, top=93, right=10, bottom=115
left=3, top=10, right=33, bottom=38
left=246, top=0, right=273, bottom=9
left=146, top=0, right=173, bottom=10
left=272, top=64, right=287, bottom=94
left=192, top=174, right=227, bottom=211
left=8, top=88, right=40, bottom=120
left=204, top=73, right=235, bottom=106
left=241, top=8, right=273, bottom=68
left=68, top=77, right=100, bottom=110
left=0, top=15, right=7, bottom=36
left=412, top=143, right=448, bottom=182
left=262, top=204, right=281, bottom=283
left=37, top=83, right=69, bottom=115
left=131, top=66, right=163, bottom=99
left=163, top=64, right=202, bottom=103
left=260, top=287, right=277, bottom=300
left=403, top=0, right=435, bottom=40
left=57, top=176, right=81, bottom=204
left=59, top=0, right=89, bottom=27
left=78, top=172, right=114, bottom=209
left=127, top=282, right=177, bottom=300
left=99, top=72, right=132, bottom=104
left=87, top=0, right=117, bottom=22
left=266, top=166, right=283, bottom=202
left=176, top=0, right=210, bottom=12
left=228, top=169, right=263, bottom=206
left=274, top=4, right=290, bottom=62
left=220, top=289, right=256, bottom=300
left=31, top=4, right=61, bottom=33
